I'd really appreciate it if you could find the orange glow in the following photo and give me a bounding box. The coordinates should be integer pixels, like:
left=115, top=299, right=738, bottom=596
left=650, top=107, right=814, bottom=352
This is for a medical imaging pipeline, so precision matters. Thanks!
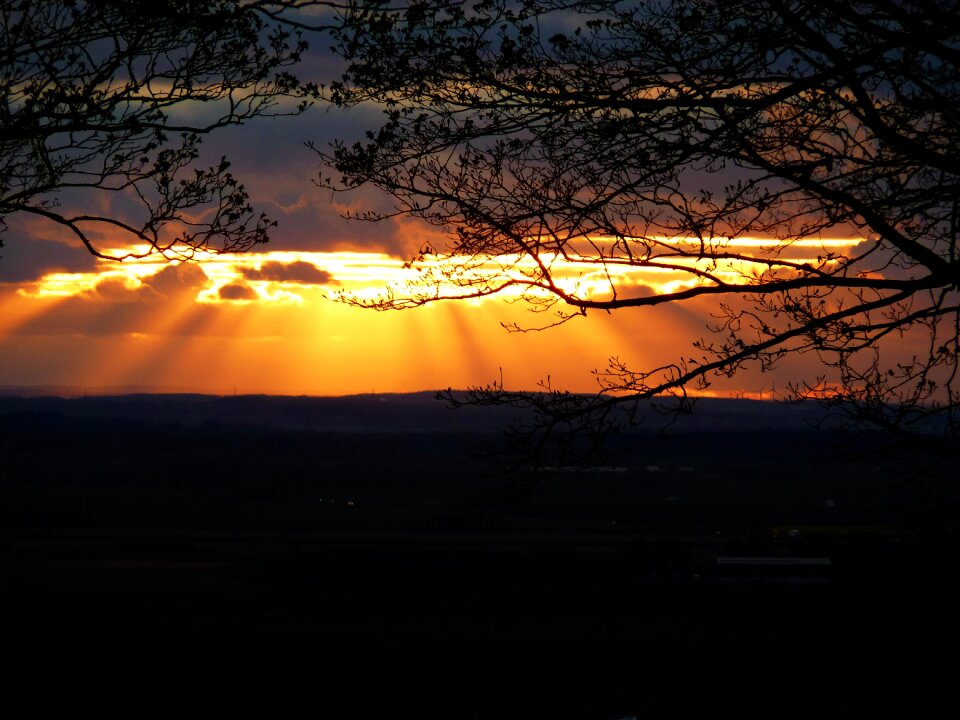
left=21, top=235, right=865, bottom=305
left=0, top=238, right=866, bottom=396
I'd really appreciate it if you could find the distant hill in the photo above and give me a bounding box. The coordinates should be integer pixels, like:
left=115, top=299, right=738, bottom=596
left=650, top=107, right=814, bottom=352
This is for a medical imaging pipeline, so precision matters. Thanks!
left=0, top=390, right=831, bottom=434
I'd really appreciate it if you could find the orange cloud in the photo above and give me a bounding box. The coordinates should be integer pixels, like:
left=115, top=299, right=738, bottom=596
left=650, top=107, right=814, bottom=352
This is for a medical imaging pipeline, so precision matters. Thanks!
left=79, top=263, right=209, bottom=304
left=145, top=263, right=209, bottom=297
left=240, top=260, right=334, bottom=285
left=218, top=282, right=258, bottom=301
left=85, top=276, right=162, bottom=303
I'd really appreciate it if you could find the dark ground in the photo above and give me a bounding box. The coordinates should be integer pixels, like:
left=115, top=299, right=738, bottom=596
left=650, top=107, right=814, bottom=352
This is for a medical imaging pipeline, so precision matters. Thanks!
left=1, top=394, right=957, bottom=717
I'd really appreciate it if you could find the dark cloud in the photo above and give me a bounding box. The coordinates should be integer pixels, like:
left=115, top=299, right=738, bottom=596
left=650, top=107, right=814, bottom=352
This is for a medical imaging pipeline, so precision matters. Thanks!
left=144, top=263, right=209, bottom=296
left=240, top=260, right=334, bottom=285
left=82, top=262, right=209, bottom=303
left=203, top=98, right=383, bottom=177
left=0, top=45, right=435, bottom=280
left=0, top=235, right=98, bottom=282
left=199, top=94, right=428, bottom=258
left=87, top=276, right=162, bottom=303
left=847, top=239, right=921, bottom=281
left=218, top=282, right=258, bottom=301
left=0, top=76, right=434, bottom=319
left=252, top=186, right=426, bottom=257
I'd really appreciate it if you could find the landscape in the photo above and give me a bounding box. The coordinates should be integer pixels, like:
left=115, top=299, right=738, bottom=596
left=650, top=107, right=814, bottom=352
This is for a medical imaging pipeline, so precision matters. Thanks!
left=3, top=2, right=959, bottom=717
left=2, top=392, right=956, bottom=716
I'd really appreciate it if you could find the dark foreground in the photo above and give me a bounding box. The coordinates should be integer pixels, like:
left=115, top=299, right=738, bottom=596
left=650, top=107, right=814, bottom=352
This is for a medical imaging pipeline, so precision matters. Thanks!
left=1, top=394, right=957, bottom=717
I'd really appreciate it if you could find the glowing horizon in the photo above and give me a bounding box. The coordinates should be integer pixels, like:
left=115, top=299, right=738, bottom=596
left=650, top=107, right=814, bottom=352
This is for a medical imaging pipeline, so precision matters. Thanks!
left=0, top=237, right=866, bottom=398
left=18, top=234, right=865, bottom=304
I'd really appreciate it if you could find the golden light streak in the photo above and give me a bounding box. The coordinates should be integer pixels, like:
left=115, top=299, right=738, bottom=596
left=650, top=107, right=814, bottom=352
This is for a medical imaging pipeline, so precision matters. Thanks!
left=0, top=290, right=65, bottom=340
left=0, top=237, right=869, bottom=396
left=20, top=234, right=865, bottom=307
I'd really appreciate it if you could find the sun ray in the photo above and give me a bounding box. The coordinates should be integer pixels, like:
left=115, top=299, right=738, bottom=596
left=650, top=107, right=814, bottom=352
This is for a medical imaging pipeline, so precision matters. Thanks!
left=1, top=236, right=869, bottom=396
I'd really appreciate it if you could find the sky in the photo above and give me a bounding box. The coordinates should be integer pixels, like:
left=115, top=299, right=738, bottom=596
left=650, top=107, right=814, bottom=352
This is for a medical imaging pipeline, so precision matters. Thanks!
left=0, top=26, right=868, bottom=399
left=0, top=206, right=865, bottom=398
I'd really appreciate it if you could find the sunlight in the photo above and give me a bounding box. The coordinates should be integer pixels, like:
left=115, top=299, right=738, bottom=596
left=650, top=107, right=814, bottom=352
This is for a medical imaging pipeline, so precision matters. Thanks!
left=21, top=234, right=865, bottom=307
left=0, top=290, right=66, bottom=342
left=0, top=236, right=868, bottom=395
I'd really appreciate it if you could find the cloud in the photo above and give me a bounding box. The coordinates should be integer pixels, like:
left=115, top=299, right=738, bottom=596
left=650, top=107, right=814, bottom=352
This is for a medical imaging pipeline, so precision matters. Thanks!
left=144, top=263, right=209, bottom=296
left=218, top=282, right=258, bottom=301
left=196, top=96, right=432, bottom=259
left=0, top=235, right=98, bottom=283
left=620, top=283, right=656, bottom=299
left=0, top=50, right=441, bottom=285
left=87, top=276, right=163, bottom=303
left=82, top=262, right=209, bottom=303
left=240, top=260, right=334, bottom=285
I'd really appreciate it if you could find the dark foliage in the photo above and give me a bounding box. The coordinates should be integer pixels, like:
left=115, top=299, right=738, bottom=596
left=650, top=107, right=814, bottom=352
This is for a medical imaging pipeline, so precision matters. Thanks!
left=317, top=0, right=960, bottom=459
left=0, top=0, right=313, bottom=259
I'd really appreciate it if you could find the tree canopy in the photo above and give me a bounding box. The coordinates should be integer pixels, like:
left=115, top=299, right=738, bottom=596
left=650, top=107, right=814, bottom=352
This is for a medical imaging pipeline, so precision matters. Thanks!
left=317, top=0, right=960, bottom=457
left=0, top=0, right=311, bottom=260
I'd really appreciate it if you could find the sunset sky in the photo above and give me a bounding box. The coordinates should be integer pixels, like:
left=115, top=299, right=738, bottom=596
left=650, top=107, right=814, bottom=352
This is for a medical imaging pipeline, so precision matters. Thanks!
left=0, top=44, right=867, bottom=399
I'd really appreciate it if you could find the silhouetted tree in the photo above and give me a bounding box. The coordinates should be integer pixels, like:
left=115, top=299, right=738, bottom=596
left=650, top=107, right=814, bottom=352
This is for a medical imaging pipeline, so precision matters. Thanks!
left=317, top=0, right=960, bottom=458
left=0, top=0, right=312, bottom=259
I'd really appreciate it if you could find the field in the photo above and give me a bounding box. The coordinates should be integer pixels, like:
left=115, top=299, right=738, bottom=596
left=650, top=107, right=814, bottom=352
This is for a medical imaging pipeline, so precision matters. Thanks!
left=1, top=394, right=957, bottom=717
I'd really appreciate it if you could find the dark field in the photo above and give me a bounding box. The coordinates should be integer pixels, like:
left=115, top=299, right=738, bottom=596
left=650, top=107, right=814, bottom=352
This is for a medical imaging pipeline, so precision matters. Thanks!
left=1, top=394, right=957, bottom=717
